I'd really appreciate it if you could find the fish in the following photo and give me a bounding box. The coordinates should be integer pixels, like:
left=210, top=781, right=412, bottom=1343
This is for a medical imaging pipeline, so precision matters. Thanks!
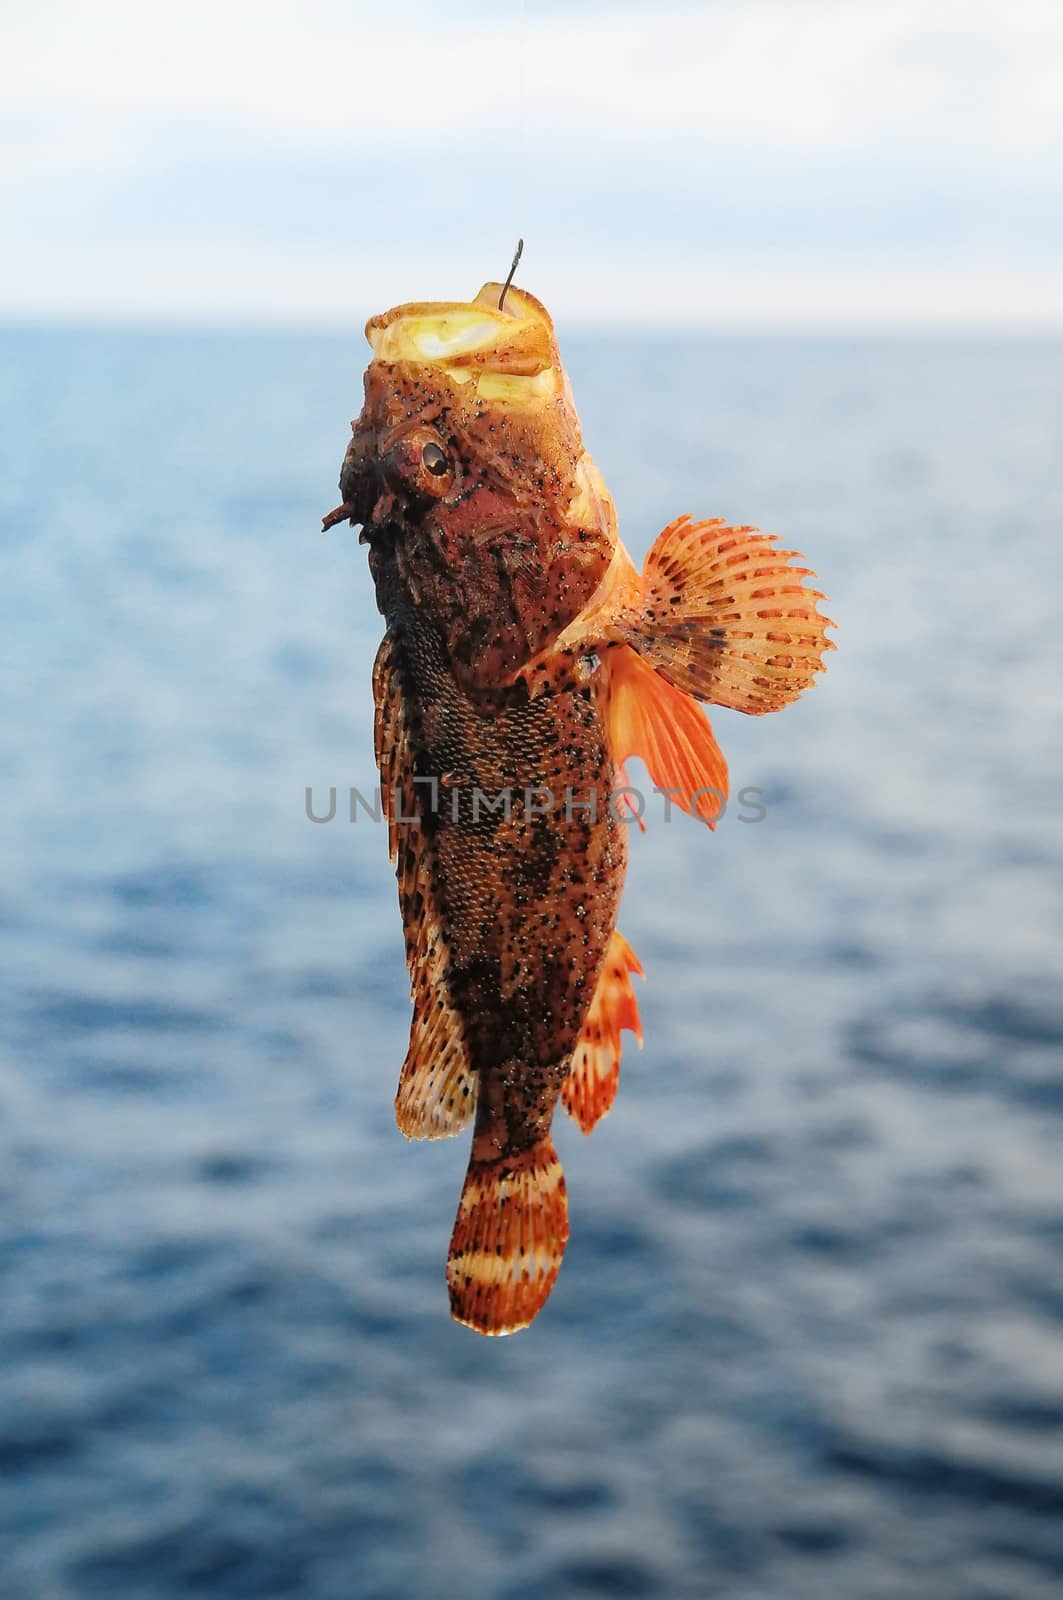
left=322, top=281, right=833, bottom=1335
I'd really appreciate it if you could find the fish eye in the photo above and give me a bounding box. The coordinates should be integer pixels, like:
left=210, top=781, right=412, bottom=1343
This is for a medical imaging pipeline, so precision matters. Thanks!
left=384, top=427, right=452, bottom=497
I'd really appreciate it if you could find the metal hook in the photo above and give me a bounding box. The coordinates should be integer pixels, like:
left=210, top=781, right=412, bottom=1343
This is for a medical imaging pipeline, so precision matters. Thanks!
left=498, top=238, right=524, bottom=311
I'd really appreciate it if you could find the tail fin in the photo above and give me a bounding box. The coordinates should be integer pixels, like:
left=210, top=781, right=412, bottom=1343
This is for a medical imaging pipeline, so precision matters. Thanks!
left=447, top=1139, right=569, bottom=1335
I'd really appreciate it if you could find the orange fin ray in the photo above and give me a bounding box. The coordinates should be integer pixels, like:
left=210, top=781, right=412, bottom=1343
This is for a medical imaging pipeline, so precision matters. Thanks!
left=374, top=632, right=478, bottom=1140
left=447, top=1139, right=569, bottom=1335
left=395, top=995, right=478, bottom=1139
left=614, top=515, right=835, bottom=713
left=562, top=930, right=644, bottom=1135
left=607, top=643, right=729, bottom=827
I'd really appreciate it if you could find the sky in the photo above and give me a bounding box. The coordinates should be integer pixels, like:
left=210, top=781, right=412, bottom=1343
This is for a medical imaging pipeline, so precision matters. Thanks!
left=2, top=0, right=1062, bottom=329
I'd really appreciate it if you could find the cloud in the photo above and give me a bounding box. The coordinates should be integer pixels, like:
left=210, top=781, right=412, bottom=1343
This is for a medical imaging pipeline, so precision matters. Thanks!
left=2, top=0, right=1062, bottom=326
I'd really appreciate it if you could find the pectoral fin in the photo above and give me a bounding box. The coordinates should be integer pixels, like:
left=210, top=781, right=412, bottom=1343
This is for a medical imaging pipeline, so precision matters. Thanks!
left=613, top=516, right=834, bottom=713
left=607, top=643, right=729, bottom=827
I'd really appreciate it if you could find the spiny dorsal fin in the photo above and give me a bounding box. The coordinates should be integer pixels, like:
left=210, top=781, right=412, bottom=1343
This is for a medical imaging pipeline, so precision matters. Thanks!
left=373, top=633, right=478, bottom=1139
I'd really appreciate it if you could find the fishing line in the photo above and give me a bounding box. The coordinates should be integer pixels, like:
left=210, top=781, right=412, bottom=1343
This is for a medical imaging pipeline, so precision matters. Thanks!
left=516, top=0, right=527, bottom=188
left=509, top=0, right=528, bottom=295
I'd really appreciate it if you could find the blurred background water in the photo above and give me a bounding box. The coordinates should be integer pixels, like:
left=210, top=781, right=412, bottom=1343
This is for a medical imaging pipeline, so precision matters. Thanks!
left=1, top=326, right=1062, bottom=1599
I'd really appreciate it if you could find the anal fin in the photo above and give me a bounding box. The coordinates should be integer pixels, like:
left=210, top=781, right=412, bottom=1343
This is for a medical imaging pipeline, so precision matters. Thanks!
left=562, top=930, right=644, bottom=1135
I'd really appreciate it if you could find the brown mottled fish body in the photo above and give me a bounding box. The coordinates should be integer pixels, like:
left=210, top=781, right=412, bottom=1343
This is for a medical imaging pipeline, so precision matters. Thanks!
left=325, top=283, right=834, bottom=1334
left=376, top=594, right=626, bottom=1329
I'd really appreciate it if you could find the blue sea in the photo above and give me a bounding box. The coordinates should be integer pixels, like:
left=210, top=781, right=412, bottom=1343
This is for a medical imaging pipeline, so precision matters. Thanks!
left=2, top=326, right=1062, bottom=1599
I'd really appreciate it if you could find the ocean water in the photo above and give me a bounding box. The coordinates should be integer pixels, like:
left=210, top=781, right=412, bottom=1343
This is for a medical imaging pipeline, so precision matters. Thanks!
left=1, top=325, right=1062, bottom=1599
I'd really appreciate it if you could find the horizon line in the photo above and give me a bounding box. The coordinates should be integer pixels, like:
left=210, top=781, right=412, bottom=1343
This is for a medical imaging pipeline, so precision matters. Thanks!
left=4, top=311, right=1063, bottom=341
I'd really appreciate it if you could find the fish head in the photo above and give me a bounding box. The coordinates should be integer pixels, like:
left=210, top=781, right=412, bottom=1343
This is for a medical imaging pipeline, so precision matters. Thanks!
left=329, top=284, right=618, bottom=689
